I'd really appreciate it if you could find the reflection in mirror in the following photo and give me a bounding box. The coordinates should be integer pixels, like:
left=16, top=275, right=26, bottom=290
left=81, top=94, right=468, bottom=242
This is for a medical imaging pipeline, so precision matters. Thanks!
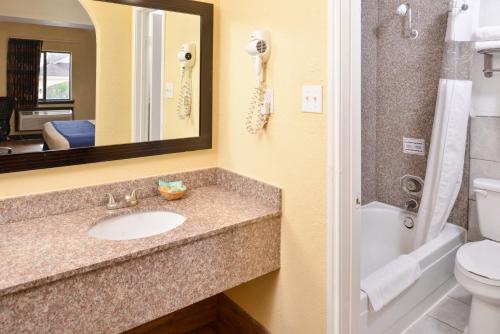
left=132, top=8, right=201, bottom=143
left=0, top=0, right=96, bottom=155
left=0, top=0, right=202, bottom=156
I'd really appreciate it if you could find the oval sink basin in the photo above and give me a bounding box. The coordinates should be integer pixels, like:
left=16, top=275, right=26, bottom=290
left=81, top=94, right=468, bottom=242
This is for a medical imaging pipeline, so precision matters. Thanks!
left=88, top=211, right=186, bottom=241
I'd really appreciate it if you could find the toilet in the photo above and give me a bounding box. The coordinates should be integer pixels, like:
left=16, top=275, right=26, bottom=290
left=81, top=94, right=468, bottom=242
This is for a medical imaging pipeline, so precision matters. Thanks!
left=455, top=178, right=500, bottom=334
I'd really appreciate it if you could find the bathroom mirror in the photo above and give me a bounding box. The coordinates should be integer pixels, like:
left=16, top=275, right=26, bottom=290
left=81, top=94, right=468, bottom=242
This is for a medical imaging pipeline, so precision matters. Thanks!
left=0, top=0, right=213, bottom=173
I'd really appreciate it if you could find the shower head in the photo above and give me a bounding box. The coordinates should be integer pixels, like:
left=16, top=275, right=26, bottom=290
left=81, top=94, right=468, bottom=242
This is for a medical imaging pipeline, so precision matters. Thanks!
left=397, top=3, right=409, bottom=16
left=396, top=2, right=418, bottom=39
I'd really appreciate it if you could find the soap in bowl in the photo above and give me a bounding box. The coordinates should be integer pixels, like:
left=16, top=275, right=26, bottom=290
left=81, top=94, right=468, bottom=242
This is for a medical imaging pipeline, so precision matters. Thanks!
left=159, top=187, right=187, bottom=201
left=158, top=180, right=187, bottom=201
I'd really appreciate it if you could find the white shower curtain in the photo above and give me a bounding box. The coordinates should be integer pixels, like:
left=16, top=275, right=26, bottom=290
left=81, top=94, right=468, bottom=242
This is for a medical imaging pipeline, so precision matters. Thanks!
left=414, top=1, right=479, bottom=248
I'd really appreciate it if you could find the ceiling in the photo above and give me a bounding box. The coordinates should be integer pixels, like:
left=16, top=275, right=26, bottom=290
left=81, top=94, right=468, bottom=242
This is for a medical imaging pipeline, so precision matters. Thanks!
left=0, top=0, right=94, bottom=30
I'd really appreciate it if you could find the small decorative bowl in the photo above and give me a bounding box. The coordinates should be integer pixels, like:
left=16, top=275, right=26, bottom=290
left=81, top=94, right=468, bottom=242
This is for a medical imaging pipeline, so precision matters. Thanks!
left=159, top=187, right=187, bottom=201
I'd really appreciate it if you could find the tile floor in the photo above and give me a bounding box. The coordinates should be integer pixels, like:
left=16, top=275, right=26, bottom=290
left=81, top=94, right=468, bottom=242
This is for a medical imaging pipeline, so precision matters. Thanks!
left=405, top=285, right=472, bottom=334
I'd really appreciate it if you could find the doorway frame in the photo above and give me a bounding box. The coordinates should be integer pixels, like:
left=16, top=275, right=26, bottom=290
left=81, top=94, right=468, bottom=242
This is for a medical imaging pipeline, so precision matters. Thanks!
left=327, top=0, right=362, bottom=333
left=132, top=7, right=152, bottom=143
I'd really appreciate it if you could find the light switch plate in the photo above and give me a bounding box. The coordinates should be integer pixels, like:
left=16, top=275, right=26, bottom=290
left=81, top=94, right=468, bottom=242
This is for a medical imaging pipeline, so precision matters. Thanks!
left=302, top=85, right=323, bottom=113
left=166, top=83, right=174, bottom=99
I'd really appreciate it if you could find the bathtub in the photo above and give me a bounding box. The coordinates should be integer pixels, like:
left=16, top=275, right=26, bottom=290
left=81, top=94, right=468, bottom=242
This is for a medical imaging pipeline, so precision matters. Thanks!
left=360, top=202, right=465, bottom=334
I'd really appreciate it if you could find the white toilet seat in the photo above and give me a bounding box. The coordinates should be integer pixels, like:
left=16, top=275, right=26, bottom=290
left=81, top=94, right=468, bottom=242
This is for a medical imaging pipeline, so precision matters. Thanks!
left=458, top=179, right=500, bottom=334
left=456, top=240, right=500, bottom=284
left=454, top=249, right=500, bottom=334
left=455, top=257, right=500, bottom=334
left=456, top=260, right=500, bottom=289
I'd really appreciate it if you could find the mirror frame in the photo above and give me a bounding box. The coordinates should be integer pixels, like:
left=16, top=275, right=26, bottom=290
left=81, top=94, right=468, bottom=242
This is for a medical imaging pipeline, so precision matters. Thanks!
left=0, top=0, right=213, bottom=174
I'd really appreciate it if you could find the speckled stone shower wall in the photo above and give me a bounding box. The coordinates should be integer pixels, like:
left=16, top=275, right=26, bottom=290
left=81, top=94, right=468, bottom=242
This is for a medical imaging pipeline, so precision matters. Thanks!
left=362, top=0, right=470, bottom=228
left=361, top=0, right=378, bottom=204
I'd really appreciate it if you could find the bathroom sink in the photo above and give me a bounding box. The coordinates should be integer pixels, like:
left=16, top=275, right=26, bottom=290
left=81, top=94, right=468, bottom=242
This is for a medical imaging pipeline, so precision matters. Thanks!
left=88, top=211, right=186, bottom=241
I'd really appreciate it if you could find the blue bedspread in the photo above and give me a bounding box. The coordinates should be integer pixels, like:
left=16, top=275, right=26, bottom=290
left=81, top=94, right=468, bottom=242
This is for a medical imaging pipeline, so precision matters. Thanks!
left=51, top=120, right=95, bottom=148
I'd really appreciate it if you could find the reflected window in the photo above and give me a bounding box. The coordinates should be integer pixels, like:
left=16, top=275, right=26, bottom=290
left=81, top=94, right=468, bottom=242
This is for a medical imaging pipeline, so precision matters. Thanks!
left=38, top=52, right=72, bottom=102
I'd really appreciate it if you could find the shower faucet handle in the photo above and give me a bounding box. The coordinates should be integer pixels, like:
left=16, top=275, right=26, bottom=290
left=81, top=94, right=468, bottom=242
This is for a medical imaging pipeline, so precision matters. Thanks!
left=404, top=199, right=419, bottom=212
left=401, top=175, right=424, bottom=197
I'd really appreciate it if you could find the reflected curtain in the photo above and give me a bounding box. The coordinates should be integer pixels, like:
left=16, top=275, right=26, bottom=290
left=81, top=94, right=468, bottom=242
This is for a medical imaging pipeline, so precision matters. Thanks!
left=7, top=38, right=43, bottom=108
left=414, top=1, right=479, bottom=248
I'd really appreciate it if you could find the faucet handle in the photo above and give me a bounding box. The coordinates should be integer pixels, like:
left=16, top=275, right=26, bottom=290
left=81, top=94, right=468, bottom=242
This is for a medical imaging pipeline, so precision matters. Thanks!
left=107, top=193, right=116, bottom=205
left=107, top=193, right=118, bottom=209
left=125, top=189, right=139, bottom=205
left=129, top=189, right=139, bottom=201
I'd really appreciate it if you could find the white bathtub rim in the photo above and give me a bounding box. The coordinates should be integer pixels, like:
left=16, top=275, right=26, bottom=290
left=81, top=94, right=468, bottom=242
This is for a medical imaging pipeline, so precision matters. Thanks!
left=362, top=201, right=465, bottom=270
left=363, top=201, right=413, bottom=213
left=360, top=240, right=464, bottom=315
left=360, top=201, right=466, bottom=314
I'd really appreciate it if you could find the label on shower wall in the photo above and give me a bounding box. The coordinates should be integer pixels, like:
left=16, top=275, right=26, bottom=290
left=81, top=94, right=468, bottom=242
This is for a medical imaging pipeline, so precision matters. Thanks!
left=403, top=137, right=425, bottom=156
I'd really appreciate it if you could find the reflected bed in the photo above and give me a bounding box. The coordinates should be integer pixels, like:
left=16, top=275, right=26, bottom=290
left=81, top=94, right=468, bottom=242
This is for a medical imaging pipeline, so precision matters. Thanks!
left=43, top=120, right=95, bottom=150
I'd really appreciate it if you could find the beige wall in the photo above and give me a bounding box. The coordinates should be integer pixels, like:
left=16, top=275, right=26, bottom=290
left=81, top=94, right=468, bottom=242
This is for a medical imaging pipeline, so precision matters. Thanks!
left=217, top=0, right=328, bottom=333
left=164, top=12, right=201, bottom=140
left=0, top=22, right=96, bottom=133
left=83, top=1, right=133, bottom=146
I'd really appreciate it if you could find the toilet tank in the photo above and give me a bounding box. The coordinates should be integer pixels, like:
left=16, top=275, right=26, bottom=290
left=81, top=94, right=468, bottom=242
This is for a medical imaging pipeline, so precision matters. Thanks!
left=474, top=178, right=500, bottom=242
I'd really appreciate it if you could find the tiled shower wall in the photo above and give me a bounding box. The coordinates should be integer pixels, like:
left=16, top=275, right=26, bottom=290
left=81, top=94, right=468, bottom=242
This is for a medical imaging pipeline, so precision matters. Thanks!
left=466, top=1, right=500, bottom=241
left=361, top=0, right=378, bottom=204
left=361, top=0, right=470, bottom=228
left=468, top=117, right=500, bottom=241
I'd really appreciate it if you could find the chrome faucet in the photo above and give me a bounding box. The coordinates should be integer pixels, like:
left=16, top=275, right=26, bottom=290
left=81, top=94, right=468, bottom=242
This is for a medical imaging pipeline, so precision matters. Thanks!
left=106, top=189, right=139, bottom=210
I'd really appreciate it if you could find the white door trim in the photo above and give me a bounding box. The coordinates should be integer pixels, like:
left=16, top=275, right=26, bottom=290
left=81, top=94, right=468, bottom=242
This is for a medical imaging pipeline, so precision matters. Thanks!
left=149, top=10, right=165, bottom=141
left=327, top=0, right=362, bottom=333
left=132, top=8, right=151, bottom=143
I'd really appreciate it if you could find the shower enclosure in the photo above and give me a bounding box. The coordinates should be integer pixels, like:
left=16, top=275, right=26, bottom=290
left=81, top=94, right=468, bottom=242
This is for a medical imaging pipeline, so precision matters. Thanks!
left=359, top=0, right=478, bottom=332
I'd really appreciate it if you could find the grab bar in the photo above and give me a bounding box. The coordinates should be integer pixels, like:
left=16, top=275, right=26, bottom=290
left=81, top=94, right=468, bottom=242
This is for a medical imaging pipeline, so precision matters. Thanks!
left=478, top=48, right=500, bottom=78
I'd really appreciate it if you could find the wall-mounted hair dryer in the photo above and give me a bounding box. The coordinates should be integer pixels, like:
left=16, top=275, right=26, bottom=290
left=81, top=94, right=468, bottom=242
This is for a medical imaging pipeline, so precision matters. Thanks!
left=246, top=30, right=271, bottom=86
left=177, top=43, right=196, bottom=119
left=177, top=43, right=196, bottom=71
left=245, top=30, right=272, bottom=134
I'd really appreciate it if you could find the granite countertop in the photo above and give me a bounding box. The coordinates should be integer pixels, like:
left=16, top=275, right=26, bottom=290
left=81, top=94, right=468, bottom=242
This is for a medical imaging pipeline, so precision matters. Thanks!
left=0, top=185, right=280, bottom=297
